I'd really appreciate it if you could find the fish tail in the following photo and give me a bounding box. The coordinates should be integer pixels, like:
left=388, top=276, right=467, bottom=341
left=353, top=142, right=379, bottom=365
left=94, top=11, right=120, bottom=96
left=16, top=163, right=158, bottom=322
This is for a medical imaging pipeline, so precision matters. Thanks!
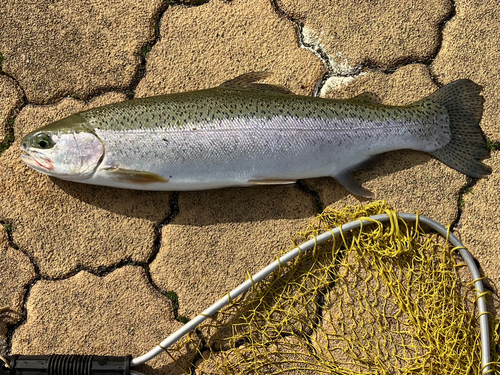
left=425, top=79, right=492, bottom=178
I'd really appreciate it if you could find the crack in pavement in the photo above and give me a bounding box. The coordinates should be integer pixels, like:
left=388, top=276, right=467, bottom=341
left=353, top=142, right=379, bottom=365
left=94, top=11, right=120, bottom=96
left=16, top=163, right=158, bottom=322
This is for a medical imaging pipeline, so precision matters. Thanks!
left=4, top=277, right=40, bottom=357
left=0, top=77, right=28, bottom=156
left=269, top=0, right=333, bottom=97
left=129, top=1, right=171, bottom=99
left=450, top=177, right=497, bottom=297
left=2, top=238, right=41, bottom=357
left=1, top=219, right=41, bottom=356
left=149, top=191, right=180, bottom=264
left=1, top=161, right=181, bottom=358
left=430, top=0, right=489, bottom=266
left=295, top=181, right=324, bottom=214
left=270, top=0, right=458, bottom=96
left=1, top=224, right=40, bottom=280
left=427, top=0, right=456, bottom=86
left=452, top=176, right=476, bottom=232
left=167, top=0, right=210, bottom=7
left=0, top=223, right=41, bottom=348
left=3, top=191, right=183, bottom=355
left=0, top=1, right=171, bottom=106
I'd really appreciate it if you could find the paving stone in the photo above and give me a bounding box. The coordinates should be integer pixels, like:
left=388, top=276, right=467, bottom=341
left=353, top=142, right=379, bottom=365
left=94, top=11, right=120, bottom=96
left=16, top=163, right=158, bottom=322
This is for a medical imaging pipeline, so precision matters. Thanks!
left=0, top=0, right=165, bottom=103
left=0, top=231, right=36, bottom=326
left=0, top=93, right=171, bottom=278
left=430, top=0, right=499, bottom=315
left=11, top=266, right=196, bottom=374
left=305, top=64, right=465, bottom=225
left=431, top=0, right=500, bottom=139
left=135, top=0, right=325, bottom=98
left=150, top=187, right=317, bottom=318
left=275, top=0, right=452, bottom=73
left=459, top=151, right=500, bottom=312
left=2, top=0, right=499, bottom=371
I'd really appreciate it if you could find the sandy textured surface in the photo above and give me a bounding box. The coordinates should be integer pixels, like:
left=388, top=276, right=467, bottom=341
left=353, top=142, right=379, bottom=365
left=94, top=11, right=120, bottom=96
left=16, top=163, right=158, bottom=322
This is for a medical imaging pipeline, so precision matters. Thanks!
left=0, top=0, right=167, bottom=104
left=150, top=187, right=316, bottom=318
left=11, top=266, right=196, bottom=374
left=135, top=0, right=325, bottom=98
left=275, top=0, right=452, bottom=73
left=0, top=0, right=498, bottom=373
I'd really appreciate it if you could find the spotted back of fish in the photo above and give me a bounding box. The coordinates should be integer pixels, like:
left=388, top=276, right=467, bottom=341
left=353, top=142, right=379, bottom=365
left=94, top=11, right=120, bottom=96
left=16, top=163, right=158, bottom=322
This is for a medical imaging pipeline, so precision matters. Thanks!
left=80, top=86, right=448, bottom=150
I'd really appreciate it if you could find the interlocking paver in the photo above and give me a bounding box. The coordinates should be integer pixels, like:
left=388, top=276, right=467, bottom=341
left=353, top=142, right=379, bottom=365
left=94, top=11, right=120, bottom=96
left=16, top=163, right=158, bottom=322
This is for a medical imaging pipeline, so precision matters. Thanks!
left=11, top=266, right=196, bottom=374
left=135, top=0, right=325, bottom=98
left=275, top=0, right=452, bottom=72
left=0, top=0, right=166, bottom=103
left=150, top=187, right=317, bottom=318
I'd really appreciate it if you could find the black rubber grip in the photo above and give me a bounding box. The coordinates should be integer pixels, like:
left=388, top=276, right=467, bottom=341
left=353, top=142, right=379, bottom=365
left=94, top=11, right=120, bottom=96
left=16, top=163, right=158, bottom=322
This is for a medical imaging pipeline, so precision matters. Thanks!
left=0, top=355, right=131, bottom=375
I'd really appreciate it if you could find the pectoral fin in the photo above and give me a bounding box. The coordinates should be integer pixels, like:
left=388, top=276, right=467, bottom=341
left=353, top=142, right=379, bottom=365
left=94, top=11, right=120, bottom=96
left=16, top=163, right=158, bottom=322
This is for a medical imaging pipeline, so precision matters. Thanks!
left=105, top=168, right=168, bottom=184
left=332, top=171, right=374, bottom=198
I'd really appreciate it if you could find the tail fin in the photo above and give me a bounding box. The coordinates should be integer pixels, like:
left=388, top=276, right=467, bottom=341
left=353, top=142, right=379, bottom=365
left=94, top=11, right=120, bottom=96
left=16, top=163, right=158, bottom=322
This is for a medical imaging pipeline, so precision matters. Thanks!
left=425, top=79, right=491, bottom=178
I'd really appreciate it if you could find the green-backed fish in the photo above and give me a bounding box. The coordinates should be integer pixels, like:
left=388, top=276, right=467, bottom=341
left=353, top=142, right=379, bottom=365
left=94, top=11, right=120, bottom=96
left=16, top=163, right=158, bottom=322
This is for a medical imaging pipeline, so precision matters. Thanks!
left=20, top=72, right=491, bottom=197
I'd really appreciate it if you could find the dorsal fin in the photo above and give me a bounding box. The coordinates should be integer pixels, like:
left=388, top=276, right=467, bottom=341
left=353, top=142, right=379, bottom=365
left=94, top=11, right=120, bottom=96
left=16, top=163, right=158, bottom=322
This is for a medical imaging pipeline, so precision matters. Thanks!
left=220, top=72, right=272, bottom=86
left=219, top=72, right=292, bottom=95
left=345, top=92, right=381, bottom=104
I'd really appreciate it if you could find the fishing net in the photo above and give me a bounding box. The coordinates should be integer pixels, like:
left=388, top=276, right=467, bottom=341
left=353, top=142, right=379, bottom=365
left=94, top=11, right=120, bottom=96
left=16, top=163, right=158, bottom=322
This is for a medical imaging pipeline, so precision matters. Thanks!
left=166, top=201, right=499, bottom=374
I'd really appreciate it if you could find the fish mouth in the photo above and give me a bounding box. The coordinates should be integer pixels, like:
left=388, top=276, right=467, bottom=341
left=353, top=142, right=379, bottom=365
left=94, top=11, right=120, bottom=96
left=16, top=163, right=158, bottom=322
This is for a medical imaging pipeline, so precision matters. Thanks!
left=20, top=150, right=54, bottom=171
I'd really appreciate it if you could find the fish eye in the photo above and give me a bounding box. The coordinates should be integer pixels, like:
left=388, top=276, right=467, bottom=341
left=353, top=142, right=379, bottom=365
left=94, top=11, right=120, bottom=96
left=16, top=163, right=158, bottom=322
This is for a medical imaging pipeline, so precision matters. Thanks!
left=34, top=133, right=54, bottom=149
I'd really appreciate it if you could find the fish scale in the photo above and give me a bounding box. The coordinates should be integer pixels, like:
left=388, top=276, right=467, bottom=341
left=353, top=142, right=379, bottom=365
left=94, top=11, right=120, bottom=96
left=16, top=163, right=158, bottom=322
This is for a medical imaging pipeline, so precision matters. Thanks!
left=20, top=73, right=491, bottom=197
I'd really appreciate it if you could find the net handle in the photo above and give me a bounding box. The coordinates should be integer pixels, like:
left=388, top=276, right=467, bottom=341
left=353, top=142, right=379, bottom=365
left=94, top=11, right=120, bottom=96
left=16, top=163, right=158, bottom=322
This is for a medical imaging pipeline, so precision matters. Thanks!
left=130, top=213, right=491, bottom=374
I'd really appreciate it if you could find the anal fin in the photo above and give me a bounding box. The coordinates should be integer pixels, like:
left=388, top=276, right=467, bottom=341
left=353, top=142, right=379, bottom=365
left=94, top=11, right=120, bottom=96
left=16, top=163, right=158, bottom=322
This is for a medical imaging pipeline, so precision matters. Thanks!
left=332, top=171, right=374, bottom=198
left=351, top=154, right=384, bottom=170
left=247, top=178, right=296, bottom=187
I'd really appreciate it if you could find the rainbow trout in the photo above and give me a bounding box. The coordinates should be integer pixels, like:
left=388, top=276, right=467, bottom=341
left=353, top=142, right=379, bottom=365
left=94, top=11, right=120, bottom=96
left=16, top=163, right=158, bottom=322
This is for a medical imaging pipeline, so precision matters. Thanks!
left=20, top=72, right=491, bottom=197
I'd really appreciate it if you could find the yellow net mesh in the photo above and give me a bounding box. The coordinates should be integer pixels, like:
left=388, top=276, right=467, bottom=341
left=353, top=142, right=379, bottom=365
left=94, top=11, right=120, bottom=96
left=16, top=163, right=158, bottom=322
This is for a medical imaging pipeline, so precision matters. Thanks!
left=167, top=201, right=499, bottom=374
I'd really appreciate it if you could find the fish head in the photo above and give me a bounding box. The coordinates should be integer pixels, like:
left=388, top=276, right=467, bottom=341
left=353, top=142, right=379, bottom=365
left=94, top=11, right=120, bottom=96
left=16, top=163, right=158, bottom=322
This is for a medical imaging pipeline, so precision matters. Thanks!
left=20, top=114, right=104, bottom=180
